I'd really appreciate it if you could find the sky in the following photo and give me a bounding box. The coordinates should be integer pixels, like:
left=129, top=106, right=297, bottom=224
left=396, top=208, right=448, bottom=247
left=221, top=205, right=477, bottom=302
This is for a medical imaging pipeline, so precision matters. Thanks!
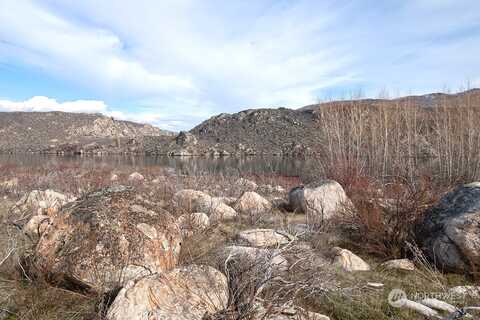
left=0, top=0, right=479, bottom=131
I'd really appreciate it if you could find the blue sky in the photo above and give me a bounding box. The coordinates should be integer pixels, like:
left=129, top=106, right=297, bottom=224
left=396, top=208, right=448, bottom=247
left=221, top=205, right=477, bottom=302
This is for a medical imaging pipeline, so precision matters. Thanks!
left=0, top=0, right=479, bottom=131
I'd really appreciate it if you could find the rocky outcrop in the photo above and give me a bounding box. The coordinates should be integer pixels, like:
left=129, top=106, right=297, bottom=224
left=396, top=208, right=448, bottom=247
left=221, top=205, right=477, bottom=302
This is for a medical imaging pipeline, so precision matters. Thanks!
left=233, top=192, right=272, bottom=216
left=176, top=131, right=198, bottom=147
left=331, top=247, right=370, bottom=272
left=173, top=189, right=237, bottom=222
left=107, top=265, right=228, bottom=320
left=288, top=180, right=351, bottom=221
left=416, top=182, right=480, bottom=273
left=236, top=229, right=294, bottom=248
left=34, top=185, right=182, bottom=291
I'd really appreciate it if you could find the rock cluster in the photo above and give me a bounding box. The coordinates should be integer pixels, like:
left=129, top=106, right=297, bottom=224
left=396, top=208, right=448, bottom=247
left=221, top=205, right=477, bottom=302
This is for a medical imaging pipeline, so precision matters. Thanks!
left=173, top=189, right=237, bottom=222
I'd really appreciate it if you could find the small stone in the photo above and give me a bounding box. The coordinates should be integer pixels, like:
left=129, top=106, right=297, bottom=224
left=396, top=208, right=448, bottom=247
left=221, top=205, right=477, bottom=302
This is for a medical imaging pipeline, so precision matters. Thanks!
left=331, top=247, right=370, bottom=272
left=380, top=259, right=415, bottom=271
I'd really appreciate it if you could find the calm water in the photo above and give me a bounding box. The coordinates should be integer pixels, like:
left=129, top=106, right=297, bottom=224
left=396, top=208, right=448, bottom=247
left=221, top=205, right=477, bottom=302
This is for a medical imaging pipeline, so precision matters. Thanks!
left=0, top=154, right=316, bottom=177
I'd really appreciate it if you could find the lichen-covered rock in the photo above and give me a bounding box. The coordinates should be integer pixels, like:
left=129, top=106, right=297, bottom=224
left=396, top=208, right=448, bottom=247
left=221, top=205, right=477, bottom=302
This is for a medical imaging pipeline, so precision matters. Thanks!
left=288, top=180, right=351, bottom=221
left=331, top=247, right=370, bottom=272
left=173, top=189, right=237, bottom=222
left=107, top=265, right=228, bottom=320
left=35, top=185, right=181, bottom=291
left=236, top=229, right=294, bottom=248
left=234, top=192, right=272, bottom=216
left=416, top=182, right=480, bottom=273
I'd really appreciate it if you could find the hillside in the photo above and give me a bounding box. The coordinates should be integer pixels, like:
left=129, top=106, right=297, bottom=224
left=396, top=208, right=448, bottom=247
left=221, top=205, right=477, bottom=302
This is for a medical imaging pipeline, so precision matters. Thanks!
left=0, top=111, right=172, bottom=154
left=182, top=88, right=480, bottom=156
left=1, top=89, right=480, bottom=156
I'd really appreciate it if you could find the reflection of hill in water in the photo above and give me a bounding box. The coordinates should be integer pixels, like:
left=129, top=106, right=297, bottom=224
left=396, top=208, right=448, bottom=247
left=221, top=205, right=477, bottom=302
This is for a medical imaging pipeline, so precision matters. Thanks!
left=0, top=154, right=313, bottom=177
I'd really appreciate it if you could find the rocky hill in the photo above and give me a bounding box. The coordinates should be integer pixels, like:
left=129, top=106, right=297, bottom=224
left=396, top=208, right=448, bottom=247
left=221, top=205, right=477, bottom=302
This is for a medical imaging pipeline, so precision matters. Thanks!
left=168, top=88, right=480, bottom=156
left=0, top=111, right=172, bottom=154
left=1, top=89, right=479, bottom=156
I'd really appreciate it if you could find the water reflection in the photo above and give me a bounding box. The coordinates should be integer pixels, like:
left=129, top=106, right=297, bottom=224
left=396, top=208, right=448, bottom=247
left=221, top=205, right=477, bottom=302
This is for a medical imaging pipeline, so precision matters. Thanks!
left=0, top=154, right=315, bottom=177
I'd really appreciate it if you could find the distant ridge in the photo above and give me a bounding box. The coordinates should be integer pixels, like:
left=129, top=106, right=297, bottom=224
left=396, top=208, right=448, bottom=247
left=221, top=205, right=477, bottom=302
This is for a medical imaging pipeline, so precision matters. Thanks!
left=0, top=111, right=173, bottom=154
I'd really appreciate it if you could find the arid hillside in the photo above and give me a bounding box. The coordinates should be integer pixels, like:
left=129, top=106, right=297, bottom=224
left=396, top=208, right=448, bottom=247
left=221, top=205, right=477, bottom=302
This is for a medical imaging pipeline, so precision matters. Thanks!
left=0, top=111, right=172, bottom=154
left=185, top=89, right=480, bottom=157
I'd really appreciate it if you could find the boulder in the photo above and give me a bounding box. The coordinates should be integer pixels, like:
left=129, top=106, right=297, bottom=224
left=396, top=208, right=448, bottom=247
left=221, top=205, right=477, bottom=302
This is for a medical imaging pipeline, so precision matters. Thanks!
left=288, top=180, right=351, bottom=221
left=127, top=172, right=144, bottom=182
left=107, top=265, right=228, bottom=320
left=35, top=185, right=182, bottom=291
left=10, top=189, right=75, bottom=222
left=234, top=192, right=272, bottom=216
left=236, top=229, right=294, bottom=248
left=177, top=212, right=210, bottom=237
left=416, top=182, right=480, bottom=272
left=331, top=247, right=370, bottom=272
left=110, top=174, right=119, bottom=182
left=174, top=189, right=237, bottom=222
left=380, top=259, right=415, bottom=271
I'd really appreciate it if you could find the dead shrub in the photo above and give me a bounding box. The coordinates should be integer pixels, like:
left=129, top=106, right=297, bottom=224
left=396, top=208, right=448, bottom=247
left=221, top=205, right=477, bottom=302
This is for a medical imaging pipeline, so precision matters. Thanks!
left=334, top=176, right=442, bottom=259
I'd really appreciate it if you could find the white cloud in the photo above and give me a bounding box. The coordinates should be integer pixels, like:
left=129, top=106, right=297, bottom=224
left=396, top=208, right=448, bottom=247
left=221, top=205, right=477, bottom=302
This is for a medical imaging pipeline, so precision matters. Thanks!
left=0, top=0, right=479, bottom=130
left=0, top=96, right=107, bottom=113
left=0, top=0, right=195, bottom=97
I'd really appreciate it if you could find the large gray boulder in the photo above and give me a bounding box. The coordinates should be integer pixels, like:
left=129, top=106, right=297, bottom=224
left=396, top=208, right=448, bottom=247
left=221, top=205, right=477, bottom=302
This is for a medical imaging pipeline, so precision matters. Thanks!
left=417, top=182, right=480, bottom=273
left=288, top=180, right=351, bottom=221
left=107, top=265, right=228, bottom=320
left=35, top=185, right=182, bottom=291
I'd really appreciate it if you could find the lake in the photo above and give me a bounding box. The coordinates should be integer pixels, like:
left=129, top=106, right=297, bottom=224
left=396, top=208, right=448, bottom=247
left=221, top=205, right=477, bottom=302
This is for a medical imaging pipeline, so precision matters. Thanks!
left=0, top=154, right=316, bottom=177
